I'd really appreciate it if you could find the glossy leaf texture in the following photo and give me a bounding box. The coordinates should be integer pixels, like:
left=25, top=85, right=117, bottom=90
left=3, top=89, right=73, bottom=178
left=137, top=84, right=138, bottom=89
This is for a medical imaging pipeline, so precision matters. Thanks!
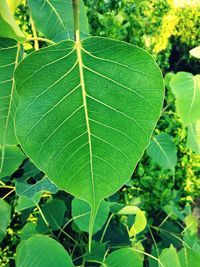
left=103, top=248, right=143, bottom=267
left=15, top=37, right=164, bottom=236
left=0, top=198, right=11, bottom=243
left=0, top=38, right=21, bottom=174
left=187, top=120, right=200, bottom=154
left=147, top=133, right=177, bottom=172
left=0, top=1, right=24, bottom=41
left=28, top=0, right=89, bottom=42
left=16, top=235, right=74, bottom=267
left=170, top=72, right=200, bottom=126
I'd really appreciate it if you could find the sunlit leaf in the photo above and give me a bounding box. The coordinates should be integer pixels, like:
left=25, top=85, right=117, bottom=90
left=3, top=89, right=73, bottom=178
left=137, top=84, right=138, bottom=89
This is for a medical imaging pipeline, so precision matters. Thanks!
left=28, top=0, right=89, bottom=42
left=7, top=0, right=22, bottom=14
left=16, top=235, right=74, bottom=267
left=0, top=1, right=24, bottom=41
left=147, top=133, right=177, bottom=172
left=160, top=245, right=181, bottom=267
left=178, top=247, right=200, bottom=267
left=187, top=120, right=200, bottom=154
left=170, top=72, right=200, bottom=126
left=15, top=37, right=164, bottom=240
left=190, top=46, right=200, bottom=59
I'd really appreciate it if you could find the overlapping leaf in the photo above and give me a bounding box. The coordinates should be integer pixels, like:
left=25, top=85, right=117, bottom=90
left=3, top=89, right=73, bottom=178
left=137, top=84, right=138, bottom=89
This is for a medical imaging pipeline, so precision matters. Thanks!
left=15, top=37, right=164, bottom=238
left=28, top=0, right=89, bottom=42
left=147, top=133, right=177, bottom=172
left=0, top=198, right=11, bottom=243
left=16, top=235, right=74, bottom=267
left=0, top=1, right=24, bottom=41
left=170, top=72, right=200, bottom=126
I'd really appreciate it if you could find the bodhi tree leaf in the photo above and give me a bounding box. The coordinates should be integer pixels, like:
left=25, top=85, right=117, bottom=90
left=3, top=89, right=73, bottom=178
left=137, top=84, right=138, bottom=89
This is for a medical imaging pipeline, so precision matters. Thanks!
left=103, top=248, right=143, bottom=267
left=0, top=37, right=22, bottom=175
left=15, top=192, right=42, bottom=212
left=0, top=198, right=11, bottom=243
left=190, top=46, right=200, bottom=59
left=37, top=199, right=66, bottom=233
left=16, top=235, right=74, bottom=267
left=72, top=197, right=110, bottom=234
left=28, top=0, right=89, bottom=42
left=7, top=0, right=22, bottom=14
left=0, top=1, right=25, bottom=41
left=14, top=37, right=164, bottom=241
left=178, top=247, right=200, bottom=267
left=160, top=245, right=181, bottom=267
left=170, top=72, right=200, bottom=126
left=0, top=145, right=26, bottom=179
left=187, top=120, right=200, bottom=155
left=147, top=133, right=177, bottom=172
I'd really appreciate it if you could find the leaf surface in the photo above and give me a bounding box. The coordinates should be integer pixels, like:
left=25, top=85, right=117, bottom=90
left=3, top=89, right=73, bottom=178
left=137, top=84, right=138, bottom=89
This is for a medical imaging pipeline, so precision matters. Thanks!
left=190, top=46, right=200, bottom=59
left=16, top=235, right=74, bottom=267
left=170, top=72, right=200, bottom=126
left=15, top=37, right=164, bottom=237
left=0, top=198, right=11, bottom=243
left=103, top=248, right=143, bottom=267
left=187, top=120, right=200, bottom=154
left=0, top=1, right=24, bottom=41
left=0, top=145, right=25, bottom=178
left=147, top=133, right=177, bottom=172
left=28, top=0, right=89, bottom=42
left=0, top=37, right=21, bottom=174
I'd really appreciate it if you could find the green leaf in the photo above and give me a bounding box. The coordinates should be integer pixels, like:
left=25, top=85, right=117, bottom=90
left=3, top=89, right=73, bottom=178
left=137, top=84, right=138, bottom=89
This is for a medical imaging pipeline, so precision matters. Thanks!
left=19, top=222, right=37, bottom=240
left=0, top=145, right=25, bottom=178
left=103, top=248, right=143, bottom=267
left=178, top=247, right=200, bottom=267
left=0, top=1, right=24, bottom=41
left=15, top=37, right=164, bottom=240
left=160, top=245, right=181, bottom=267
left=147, top=133, right=177, bottom=172
left=0, top=38, right=22, bottom=174
left=72, top=198, right=110, bottom=234
left=7, top=0, right=22, bottom=14
left=15, top=173, right=58, bottom=198
left=184, top=214, right=198, bottom=235
left=0, top=198, right=11, bottom=243
left=187, top=120, right=200, bottom=154
left=170, top=72, right=200, bottom=126
left=37, top=199, right=66, bottom=233
left=190, top=46, right=200, bottom=59
left=16, top=235, right=74, bottom=267
left=28, top=0, right=89, bottom=42
left=15, top=192, right=42, bottom=212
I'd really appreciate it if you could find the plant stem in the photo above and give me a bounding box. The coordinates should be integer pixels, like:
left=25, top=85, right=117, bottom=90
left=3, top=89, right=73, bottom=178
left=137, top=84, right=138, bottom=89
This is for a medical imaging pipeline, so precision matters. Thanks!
left=30, top=17, right=39, bottom=50
left=72, top=0, right=80, bottom=41
left=24, top=37, right=55, bottom=45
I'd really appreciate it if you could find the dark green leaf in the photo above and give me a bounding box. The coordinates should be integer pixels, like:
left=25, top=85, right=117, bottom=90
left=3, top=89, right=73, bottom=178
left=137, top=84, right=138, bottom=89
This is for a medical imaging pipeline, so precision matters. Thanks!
left=0, top=198, right=11, bottom=243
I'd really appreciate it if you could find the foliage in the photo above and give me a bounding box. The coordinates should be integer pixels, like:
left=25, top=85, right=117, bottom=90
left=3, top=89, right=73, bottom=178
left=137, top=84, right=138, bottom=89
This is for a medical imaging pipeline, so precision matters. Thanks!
left=0, top=0, right=200, bottom=267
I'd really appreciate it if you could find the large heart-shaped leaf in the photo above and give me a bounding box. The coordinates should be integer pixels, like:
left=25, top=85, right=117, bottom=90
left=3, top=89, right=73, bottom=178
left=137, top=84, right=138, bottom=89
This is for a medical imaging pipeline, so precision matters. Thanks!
left=170, top=72, right=200, bottom=126
left=0, top=37, right=22, bottom=174
left=0, top=0, right=25, bottom=41
left=15, top=37, right=164, bottom=239
left=28, top=0, right=89, bottom=42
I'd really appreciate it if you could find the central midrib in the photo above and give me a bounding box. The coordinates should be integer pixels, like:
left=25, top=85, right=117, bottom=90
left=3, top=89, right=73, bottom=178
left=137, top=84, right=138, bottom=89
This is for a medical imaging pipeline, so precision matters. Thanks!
left=75, top=31, right=95, bottom=207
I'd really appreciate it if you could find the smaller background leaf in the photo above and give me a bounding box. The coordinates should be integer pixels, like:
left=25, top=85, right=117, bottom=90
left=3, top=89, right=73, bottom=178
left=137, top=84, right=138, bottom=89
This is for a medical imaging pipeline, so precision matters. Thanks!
left=187, top=120, right=200, bottom=154
left=0, top=198, right=11, bottom=243
left=190, top=46, right=200, bottom=59
left=147, top=133, right=177, bottom=172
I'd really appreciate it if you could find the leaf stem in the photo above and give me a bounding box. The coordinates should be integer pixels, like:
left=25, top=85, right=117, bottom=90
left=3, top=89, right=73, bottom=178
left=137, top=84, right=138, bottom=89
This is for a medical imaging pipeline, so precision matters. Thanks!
left=72, top=0, right=80, bottom=41
left=30, top=17, right=39, bottom=50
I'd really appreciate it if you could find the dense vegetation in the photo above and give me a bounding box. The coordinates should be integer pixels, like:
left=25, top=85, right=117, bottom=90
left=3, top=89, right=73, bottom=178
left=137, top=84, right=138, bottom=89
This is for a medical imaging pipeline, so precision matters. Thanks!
left=0, top=0, right=200, bottom=266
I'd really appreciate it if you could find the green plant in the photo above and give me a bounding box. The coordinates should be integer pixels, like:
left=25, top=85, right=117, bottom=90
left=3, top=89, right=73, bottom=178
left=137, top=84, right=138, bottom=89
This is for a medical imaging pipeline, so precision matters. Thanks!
left=0, top=1, right=200, bottom=267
